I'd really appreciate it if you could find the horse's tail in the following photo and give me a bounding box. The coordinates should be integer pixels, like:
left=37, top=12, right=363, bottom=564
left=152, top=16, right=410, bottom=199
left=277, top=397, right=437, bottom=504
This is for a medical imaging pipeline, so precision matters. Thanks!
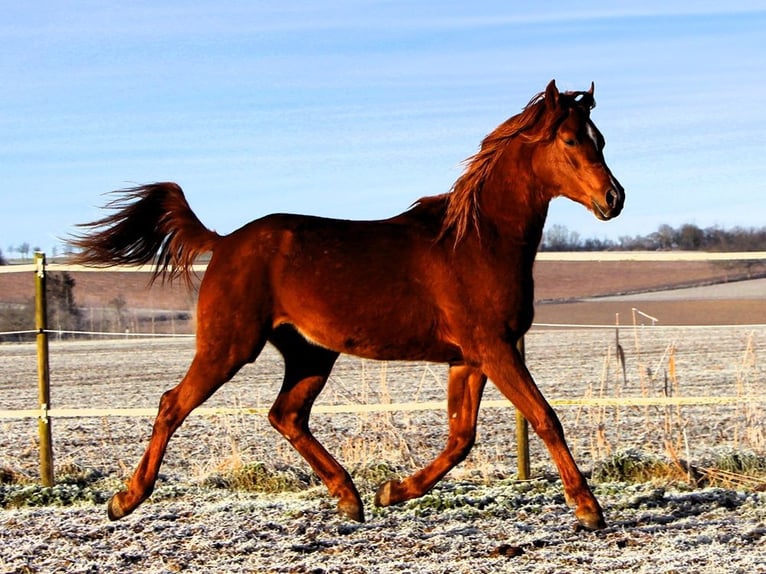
left=69, top=182, right=221, bottom=286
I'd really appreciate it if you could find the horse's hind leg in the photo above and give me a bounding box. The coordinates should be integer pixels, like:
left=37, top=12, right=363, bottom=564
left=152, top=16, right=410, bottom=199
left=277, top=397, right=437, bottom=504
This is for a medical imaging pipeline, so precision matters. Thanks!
left=108, top=334, right=266, bottom=520
left=267, top=327, right=364, bottom=521
left=376, top=364, right=486, bottom=507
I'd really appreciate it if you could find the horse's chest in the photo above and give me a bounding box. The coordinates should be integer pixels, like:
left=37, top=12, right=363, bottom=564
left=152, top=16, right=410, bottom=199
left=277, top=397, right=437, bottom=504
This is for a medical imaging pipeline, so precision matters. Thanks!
left=463, top=270, right=535, bottom=333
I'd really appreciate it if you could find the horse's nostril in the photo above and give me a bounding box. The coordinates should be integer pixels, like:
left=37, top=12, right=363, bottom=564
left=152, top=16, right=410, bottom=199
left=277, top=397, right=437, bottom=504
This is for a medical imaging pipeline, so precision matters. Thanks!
left=607, top=188, right=620, bottom=209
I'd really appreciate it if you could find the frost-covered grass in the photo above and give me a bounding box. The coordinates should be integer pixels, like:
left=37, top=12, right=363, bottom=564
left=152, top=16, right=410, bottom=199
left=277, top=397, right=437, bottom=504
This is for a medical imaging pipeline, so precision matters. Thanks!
left=1, top=328, right=765, bottom=572
left=1, top=474, right=765, bottom=573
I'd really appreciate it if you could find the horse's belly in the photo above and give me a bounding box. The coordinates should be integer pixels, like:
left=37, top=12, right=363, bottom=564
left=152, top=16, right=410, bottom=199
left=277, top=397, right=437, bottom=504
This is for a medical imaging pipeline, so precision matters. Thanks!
left=276, top=314, right=463, bottom=364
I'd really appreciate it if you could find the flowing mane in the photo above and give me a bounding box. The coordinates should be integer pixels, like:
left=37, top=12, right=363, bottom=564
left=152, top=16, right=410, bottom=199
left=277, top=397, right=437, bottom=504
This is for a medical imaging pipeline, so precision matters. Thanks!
left=437, top=87, right=596, bottom=243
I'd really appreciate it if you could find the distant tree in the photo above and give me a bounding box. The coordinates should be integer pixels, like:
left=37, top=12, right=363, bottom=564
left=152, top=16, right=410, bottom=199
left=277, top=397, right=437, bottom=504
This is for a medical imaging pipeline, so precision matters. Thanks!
left=617, top=234, right=651, bottom=251
left=704, top=226, right=728, bottom=250
left=650, top=224, right=675, bottom=250
left=542, top=224, right=582, bottom=251
left=725, top=226, right=766, bottom=251
left=677, top=224, right=704, bottom=250
left=582, top=237, right=615, bottom=251
left=18, top=242, right=30, bottom=260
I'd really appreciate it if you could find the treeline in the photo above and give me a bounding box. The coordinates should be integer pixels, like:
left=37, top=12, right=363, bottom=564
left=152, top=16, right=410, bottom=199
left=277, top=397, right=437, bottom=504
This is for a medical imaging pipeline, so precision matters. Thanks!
left=541, top=223, right=766, bottom=252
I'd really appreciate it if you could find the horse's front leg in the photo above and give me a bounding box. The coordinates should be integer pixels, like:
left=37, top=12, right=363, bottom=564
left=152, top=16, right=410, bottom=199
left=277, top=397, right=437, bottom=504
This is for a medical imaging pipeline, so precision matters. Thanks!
left=375, top=364, right=486, bottom=507
left=482, top=341, right=605, bottom=530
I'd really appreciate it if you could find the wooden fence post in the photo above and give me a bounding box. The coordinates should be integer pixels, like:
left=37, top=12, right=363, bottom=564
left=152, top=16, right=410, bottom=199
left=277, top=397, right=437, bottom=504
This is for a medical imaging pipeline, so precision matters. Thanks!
left=35, top=252, right=54, bottom=487
left=515, top=337, right=530, bottom=480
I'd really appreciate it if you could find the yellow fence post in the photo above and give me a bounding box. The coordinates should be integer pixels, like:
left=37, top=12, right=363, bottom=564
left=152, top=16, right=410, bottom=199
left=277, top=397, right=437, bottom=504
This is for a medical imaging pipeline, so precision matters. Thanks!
left=515, top=337, right=530, bottom=480
left=35, top=252, right=54, bottom=487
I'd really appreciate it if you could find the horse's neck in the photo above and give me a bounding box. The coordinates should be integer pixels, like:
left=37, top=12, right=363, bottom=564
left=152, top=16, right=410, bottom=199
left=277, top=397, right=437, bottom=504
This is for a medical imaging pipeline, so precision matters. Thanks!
left=479, top=146, right=551, bottom=252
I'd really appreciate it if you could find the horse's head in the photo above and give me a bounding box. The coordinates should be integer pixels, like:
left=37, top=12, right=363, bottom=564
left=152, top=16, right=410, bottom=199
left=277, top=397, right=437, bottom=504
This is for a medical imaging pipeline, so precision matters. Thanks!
left=439, top=80, right=625, bottom=243
left=533, top=80, right=625, bottom=221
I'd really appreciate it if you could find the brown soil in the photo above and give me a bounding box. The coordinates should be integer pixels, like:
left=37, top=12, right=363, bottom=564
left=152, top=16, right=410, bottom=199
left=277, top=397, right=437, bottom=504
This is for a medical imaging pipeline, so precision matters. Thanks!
left=535, top=298, right=766, bottom=326
left=533, top=259, right=766, bottom=326
left=532, top=259, right=763, bottom=301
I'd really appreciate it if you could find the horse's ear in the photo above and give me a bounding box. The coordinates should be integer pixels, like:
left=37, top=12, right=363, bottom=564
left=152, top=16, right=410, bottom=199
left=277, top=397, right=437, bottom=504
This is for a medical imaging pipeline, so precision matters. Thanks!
left=588, top=81, right=595, bottom=96
left=545, top=80, right=559, bottom=108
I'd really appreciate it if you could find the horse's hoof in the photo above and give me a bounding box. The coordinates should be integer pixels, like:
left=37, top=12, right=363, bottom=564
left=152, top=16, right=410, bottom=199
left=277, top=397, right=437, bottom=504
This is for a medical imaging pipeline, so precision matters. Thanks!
left=575, top=510, right=606, bottom=531
left=337, top=499, right=364, bottom=523
left=107, top=493, right=131, bottom=521
left=107, top=495, right=123, bottom=521
left=374, top=480, right=396, bottom=507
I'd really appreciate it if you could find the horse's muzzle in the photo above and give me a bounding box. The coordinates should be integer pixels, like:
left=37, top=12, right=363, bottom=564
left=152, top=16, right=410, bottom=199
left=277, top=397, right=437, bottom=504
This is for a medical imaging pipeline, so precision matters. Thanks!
left=593, top=184, right=625, bottom=220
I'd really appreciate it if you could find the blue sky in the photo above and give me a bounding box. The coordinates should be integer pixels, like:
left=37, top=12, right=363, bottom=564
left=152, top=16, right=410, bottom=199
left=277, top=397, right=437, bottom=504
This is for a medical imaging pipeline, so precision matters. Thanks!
left=2, top=1, right=765, bottom=255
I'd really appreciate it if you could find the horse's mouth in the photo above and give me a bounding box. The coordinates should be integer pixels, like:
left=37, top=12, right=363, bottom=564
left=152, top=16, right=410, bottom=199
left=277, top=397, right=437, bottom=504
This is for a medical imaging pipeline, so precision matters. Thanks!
left=592, top=201, right=615, bottom=221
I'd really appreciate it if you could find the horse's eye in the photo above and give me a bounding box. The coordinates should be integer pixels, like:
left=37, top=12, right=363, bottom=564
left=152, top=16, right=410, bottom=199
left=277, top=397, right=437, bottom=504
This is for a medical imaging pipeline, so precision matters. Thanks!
left=564, top=138, right=577, bottom=147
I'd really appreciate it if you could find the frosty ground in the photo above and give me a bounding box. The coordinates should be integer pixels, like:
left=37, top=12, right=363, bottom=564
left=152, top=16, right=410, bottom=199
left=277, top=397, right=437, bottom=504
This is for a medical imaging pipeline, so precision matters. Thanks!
left=1, top=325, right=765, bottom=573
left=2, top=479, right=766, bottom=573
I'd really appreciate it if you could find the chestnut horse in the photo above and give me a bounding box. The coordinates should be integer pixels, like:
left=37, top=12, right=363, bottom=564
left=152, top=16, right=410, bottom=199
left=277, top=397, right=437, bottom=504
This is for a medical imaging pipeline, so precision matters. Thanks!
left=70, top=80, right=624, bottom=530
